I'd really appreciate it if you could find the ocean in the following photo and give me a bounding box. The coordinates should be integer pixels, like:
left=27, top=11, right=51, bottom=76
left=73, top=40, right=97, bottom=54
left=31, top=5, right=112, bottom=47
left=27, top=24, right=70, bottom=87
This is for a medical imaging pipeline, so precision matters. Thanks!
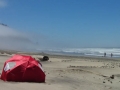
left=37, top=48, right=120, bottom=58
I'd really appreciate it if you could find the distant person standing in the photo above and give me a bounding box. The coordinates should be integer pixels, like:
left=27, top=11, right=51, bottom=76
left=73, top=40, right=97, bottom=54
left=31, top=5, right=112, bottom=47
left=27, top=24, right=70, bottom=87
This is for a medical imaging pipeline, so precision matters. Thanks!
left=104, top=52, right=106, bottom=57
left=111, top=53, right=113, bottom=57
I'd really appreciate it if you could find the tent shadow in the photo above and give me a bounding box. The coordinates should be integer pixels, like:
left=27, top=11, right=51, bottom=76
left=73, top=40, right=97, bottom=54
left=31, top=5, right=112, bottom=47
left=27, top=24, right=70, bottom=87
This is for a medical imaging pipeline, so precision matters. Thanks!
left=0, top=80, right=46, bottom=84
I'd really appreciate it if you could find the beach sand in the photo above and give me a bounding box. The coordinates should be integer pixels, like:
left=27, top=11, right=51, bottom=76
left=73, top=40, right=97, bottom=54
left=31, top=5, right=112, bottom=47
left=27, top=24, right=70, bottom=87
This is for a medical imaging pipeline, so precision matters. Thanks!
left=0, top=52, right=120, bottom=90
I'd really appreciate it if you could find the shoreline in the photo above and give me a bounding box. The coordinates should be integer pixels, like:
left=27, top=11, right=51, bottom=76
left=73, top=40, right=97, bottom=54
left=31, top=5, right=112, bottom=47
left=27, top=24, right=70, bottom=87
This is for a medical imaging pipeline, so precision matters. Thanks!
left=0, top=49, right=120, bottom=61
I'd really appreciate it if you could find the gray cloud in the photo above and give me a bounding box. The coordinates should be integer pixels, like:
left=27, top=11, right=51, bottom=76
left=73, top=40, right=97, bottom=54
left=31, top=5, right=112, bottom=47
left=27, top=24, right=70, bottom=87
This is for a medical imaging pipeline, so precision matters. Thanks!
left=0, top=24, right=71, bottom=51
left=0, top=24, right=36, bottom=51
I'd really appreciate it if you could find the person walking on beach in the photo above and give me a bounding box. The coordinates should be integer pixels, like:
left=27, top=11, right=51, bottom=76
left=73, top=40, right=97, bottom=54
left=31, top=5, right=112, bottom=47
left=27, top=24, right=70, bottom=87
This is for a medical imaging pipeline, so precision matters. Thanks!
left=111, top=53, right=113, bottom=57
left=104, top=52, right=106, bottom=57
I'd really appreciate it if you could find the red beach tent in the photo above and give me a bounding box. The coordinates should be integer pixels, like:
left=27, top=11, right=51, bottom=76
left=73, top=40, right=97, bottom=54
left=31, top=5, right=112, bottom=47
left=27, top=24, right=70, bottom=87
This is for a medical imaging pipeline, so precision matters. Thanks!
left=0, top=54, right=45, bottom=82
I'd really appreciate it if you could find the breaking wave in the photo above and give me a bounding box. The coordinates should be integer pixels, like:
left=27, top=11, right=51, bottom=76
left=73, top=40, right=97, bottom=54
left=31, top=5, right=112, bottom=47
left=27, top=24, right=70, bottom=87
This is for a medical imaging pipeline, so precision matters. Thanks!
left=38, top=48, right=120, bottom=58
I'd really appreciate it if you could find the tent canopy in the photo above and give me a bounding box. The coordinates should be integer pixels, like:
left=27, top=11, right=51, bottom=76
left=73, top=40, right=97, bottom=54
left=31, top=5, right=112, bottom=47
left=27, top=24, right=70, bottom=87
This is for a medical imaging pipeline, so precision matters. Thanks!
left=0, top=54, right=45, bottom=82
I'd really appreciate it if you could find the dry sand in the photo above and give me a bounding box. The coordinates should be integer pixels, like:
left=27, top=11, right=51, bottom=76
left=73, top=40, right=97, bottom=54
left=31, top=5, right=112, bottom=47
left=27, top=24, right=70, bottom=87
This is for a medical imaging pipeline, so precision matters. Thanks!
left=0, top=52, right=120, bottom=90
